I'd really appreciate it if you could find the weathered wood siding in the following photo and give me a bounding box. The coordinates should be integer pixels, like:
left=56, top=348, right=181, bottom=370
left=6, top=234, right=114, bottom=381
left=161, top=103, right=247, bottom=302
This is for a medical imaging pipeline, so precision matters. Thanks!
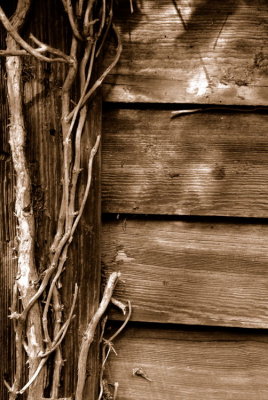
left=102, top=218, right=268, bottom=328
left=102, top=108, right=268, bottom=217
left=103, top=0, right=268, bottom=105
left=102, top=0, right=268, bottom=398
left=105, top=325, right=268, bottom=400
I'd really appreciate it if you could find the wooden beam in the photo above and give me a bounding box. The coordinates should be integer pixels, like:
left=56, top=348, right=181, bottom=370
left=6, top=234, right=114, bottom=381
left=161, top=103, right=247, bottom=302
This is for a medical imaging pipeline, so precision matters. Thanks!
left=102, top=108, right=268, bottom=217
left=103, top=0, right=268, bottom=105
left=105, top=325, right=268, bottom=400
left=0, top=1, right=102, bottom=398
left=102, top=218, right=268, bottom=329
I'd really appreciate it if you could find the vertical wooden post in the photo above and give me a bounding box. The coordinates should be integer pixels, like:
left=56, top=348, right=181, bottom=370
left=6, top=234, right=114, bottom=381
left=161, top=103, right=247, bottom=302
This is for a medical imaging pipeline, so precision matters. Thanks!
left=0, top=1, right=102, bottom=398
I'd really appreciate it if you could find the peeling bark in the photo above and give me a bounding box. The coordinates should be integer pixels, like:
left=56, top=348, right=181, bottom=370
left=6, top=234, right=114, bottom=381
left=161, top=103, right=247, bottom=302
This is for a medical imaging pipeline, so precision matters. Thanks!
left=6, top=34, right=45, bottom=400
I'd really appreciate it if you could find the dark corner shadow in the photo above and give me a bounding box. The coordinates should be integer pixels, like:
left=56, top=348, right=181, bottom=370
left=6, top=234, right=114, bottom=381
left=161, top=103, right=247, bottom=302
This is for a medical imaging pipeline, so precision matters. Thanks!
left=172, top=0, right=239, bottom=50
left=113, top=0, right=144, bottom=36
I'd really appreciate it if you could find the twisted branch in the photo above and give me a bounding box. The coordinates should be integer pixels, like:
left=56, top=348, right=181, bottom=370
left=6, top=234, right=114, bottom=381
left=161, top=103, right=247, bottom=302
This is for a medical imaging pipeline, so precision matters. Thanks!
left=0, top=6, right=73, bottom=63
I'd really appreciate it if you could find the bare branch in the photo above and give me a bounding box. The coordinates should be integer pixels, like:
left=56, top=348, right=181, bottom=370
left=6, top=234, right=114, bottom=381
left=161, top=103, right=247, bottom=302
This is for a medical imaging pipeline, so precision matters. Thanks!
left=98, top=301, right=132, bottom=400
left=68, top=134, right=101, bottom=240
left=67, top=41, right=93, bottom=236
left=0, top=49, right=29, bottom=56
left=0, top=6, right=73, bottom=63
left=29, top=33, right=72, bottom=62
left=18, top=358, right=47, bottom=395
left=107, top=300, right=132, bottom=343
left=76, top=271, right=121, bottom=400
left=83, top=0, right=95, bottom=36
left=51, top=287, right=64, bottom=398
left=77, top=0, right=86, bottom=17
left=4, top=379, right=13, bottom=393
left=5, top=4, right=46, bottom=393
left=111, top=297, right=127, bottom=315
left=63, top=0, right=84, bottom=40
left=10, top=0, right=31, bottom=29
left=18, top=285, right=77, bottom=396
left=41, top=284, right=78, bottom=358
left=96, top=0, right=113, bottom=58
left=68, top=23, right=122, bottom=120
left=42, top=247, right=69, bottom=345
left=129, top=0, right=134, bottom=13
left=114, top=382, right=119, bottom=400
left=66, top=41, right=96, bottom=133
left=95, top=0, right=106, bottom=41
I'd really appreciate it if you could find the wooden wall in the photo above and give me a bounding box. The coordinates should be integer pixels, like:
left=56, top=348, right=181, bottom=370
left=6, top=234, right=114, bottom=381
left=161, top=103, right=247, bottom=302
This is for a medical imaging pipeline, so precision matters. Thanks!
left=102, top=0, right=268, bottom=398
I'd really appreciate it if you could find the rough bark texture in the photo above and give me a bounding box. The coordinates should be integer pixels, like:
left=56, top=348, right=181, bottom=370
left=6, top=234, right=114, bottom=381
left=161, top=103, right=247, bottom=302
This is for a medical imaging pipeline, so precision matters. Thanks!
left=6, top=23, right=45, bottom=400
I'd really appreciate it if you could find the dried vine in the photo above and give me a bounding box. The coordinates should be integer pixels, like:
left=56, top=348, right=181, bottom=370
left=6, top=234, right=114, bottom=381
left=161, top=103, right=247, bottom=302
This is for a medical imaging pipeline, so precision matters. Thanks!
left=0, top=1, right=130, bottom=399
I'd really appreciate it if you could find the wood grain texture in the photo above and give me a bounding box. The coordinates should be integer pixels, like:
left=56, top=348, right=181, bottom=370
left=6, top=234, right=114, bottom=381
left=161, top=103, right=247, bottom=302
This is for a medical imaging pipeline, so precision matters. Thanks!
left=102, top=108, right=268, bottom=217
left=105, top=325, right=268, bottom=400
left=0, top=2, right=101, bottom=399
left=102, top=218, right=268, bottom=328
left=103, top=0, right=268, bottom=105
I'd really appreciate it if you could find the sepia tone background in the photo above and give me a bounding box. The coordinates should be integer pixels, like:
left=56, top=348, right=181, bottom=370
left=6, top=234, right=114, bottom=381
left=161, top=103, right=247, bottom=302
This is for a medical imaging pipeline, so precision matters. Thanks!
left=1, top=0, right=268, bottom=399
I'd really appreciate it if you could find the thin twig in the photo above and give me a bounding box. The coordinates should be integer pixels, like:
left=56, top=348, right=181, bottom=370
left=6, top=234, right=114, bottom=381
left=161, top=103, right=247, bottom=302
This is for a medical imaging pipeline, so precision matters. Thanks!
left=68, top=23, right=122, bottom=119
left=95, top=0, right=106, bottom=41
left=63, top=0, right=84, bottom=41
left=18, top=358, right=47, bottom=394
left=83, top=0, right=95, bottom=37
left=67, top=40, right=93, bottom=231
left=98, top=301, right=132, bottom=400
left=4, top=379, right=12, bottom=393
left=42, top=246, right=69, bottom=343
left=107, top=300, right=131, bottom=343
left=41, top=284, right=78, bottom=358
left=111, top=297, right=127, bottom=315
left=99, top=315, right=108, bottom=344
left=50, top=286, right=63, bottom=398
left=18, top=286, right=78, bottom=396
left=0, top=49, right=38, bottom=56
left=114, top=382, right=119, bottom=399
left=76, top=271, right=121, bottom=400
left=129, top=0, right=134, bottom=13
left=62, top=38, right=78, bottom=231
left=98, top=346, right=112, bottom=400
left=78, top=0, right=86, bottom=17
left=68, top=134, right=101, bottom=241
left=170, top=106, right=268, bottom=118
left=66, top=41, right=96, bottom=130
left=43, top=134, right=100, bottom=329
left=96, top=0, right=113, bottom=58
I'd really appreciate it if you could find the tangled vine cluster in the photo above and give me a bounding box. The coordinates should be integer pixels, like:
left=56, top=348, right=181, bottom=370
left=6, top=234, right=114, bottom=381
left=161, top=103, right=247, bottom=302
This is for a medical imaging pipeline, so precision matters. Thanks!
left=0, top=1, right=131, bottom=399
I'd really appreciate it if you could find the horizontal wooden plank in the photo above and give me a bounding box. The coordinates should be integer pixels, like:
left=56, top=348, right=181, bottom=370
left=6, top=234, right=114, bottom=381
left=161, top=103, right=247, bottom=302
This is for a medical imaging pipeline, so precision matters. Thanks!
left=103, top=0, right=268, bottom=105
left=104, top=325, right=268, bottom=400
left=102, top=109, right=268, bottom=217
left=102, top=218, right=268, bottom=328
